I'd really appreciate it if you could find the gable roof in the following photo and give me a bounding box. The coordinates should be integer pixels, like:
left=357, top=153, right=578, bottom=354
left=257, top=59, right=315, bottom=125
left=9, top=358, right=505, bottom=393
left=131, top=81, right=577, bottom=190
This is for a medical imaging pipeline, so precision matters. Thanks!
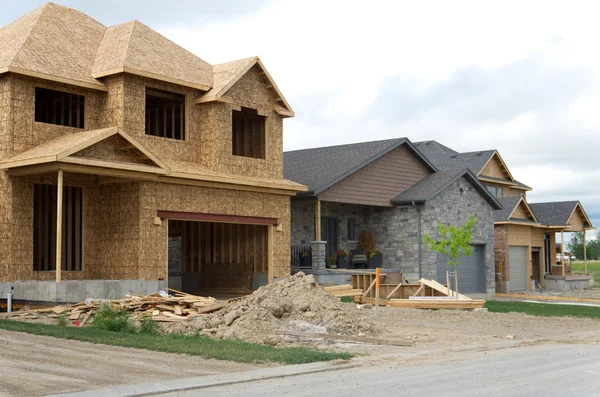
left=529, top=201, right=593, bottom=229
left=0, top=127, right=169, bottom=173
left=390, top=168, right=502, bottom=209
left=494, top=196, right=538, bottom=223
left=197, top=57, right=294, bottom=116
left=283, top=138, right=436, bottom=195
left=91, top=20, right=212, bottom=91
left=414, top=140, right=532, bottom=190
left=0, top=3, right=107, bottom=90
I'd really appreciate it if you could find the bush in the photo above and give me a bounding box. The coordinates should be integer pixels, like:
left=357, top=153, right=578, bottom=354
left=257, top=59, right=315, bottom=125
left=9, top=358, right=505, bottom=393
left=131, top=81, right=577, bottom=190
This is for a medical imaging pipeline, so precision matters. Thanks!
left=340, top=296, right=355, bottom=303
left=56, top=314, right=68, bottom=327
left=358, top=231, right=377, bottom=257
left=139, top=316, right=159, bottom=335
left=92, top=304, right=135, bottom=333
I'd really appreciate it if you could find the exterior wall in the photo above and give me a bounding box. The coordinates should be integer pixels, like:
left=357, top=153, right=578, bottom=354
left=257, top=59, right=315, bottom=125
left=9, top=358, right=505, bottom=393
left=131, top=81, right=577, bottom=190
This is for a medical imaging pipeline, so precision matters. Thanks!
left=420, top=178, right=496, bottom=294
left=291, top=199, right=315, bottom=245
left=503, top=186, right=524, bottom=197
left=318, top=145, right=431, bottom=206
left=361, top=177, right=495, bottom=293
left=494, top=225, right=508, bottom=287
left=511, top=202, right=534, bottom=220
left=480, top=154, right=508, bottom=179
left=567, top=209, right=586, bottom=230
left=139, top=181, right=291, bottom=280
left=320, top=201, right=368, bottom=253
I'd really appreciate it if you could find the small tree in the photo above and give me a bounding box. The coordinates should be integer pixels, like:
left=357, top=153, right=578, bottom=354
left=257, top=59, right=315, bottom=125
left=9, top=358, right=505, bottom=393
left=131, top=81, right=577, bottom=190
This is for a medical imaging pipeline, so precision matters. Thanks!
left=357, top=231, right=377, bottom=257
left=422, top=215, right=477, bottom=267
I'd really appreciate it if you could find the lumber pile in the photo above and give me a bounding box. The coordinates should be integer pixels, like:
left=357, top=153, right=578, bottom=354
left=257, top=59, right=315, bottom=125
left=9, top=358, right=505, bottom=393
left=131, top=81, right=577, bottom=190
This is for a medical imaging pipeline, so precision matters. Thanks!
left=323, top=284, right=363, bottom=297
left=387, top=278, right=485, bottom=309
left=0, top=289, right=224, bottom=324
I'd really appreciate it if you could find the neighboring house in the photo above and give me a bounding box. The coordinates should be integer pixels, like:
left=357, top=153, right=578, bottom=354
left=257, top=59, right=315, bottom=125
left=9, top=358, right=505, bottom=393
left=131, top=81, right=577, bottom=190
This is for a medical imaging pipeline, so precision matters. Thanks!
left=415, top=141, right=594, bottom=292
left=284, top=138, right=501, bottom=295
left=0, top=4, right=305, bottom=303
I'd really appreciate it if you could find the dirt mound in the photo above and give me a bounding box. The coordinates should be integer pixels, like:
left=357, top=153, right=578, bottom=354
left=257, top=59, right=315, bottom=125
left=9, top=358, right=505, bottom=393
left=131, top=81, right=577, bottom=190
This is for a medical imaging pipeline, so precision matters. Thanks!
left=167, top=272, right=379, bottom=345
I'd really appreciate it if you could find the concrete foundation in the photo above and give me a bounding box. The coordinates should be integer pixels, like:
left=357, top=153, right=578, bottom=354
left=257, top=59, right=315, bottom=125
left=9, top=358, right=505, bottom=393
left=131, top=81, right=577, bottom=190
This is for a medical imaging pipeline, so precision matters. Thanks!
left=544, top=275, right=592, bottom=292
left=252, top=272, right=268, bottom=290
left=0, top=280, right=168, bottom=303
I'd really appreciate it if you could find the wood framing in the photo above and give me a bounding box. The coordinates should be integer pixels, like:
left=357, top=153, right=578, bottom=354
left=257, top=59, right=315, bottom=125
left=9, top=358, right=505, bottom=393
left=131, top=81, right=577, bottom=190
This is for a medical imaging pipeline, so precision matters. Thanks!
left=55, top=170, right=63, bottom=283
left=158, top=210, right=278, bottom=226
left=92, top=67, right=211, bottom=92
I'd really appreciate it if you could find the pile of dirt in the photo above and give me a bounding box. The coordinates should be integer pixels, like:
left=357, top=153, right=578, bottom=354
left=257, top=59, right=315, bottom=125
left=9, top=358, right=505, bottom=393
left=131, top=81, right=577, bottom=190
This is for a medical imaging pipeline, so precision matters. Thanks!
left=166, top=272, right=379, bottom=345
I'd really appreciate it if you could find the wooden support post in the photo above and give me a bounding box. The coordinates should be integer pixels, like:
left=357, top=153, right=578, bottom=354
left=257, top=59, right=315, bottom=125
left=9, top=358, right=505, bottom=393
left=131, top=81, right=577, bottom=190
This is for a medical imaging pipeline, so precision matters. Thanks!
left=375, top=268, right=380, bottom=309
left=55, top=170, right=63, bottom=283
left=455, top=270, right=459, bottom=300
left=267, top=224, right=274, bottom=284
left=446, top=271, right=451, bottom=297
left=315, top=199, right=321, bottom=241
left=584, top=229, right=587, bottom=275
left=561, top=231, right=565, bottom=277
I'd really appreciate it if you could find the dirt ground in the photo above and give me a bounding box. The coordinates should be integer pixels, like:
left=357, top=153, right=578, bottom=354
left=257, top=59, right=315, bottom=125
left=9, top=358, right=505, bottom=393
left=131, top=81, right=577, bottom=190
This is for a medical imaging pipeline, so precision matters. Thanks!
left=0, top=330, right=264, bottom=397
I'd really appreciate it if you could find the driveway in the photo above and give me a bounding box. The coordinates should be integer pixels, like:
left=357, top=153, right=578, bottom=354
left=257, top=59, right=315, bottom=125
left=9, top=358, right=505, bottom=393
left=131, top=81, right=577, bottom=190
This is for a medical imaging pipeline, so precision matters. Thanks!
left=0, top=330, right=264, bottom=397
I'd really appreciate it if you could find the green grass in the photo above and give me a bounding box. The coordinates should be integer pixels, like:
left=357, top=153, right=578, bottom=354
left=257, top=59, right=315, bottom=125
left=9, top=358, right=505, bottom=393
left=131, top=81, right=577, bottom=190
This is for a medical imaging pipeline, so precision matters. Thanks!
left=485, top=300, right=600, bottom=319
left=0, top=320, right=352, bottom=364
left=572, top=260, right=600, bottom=285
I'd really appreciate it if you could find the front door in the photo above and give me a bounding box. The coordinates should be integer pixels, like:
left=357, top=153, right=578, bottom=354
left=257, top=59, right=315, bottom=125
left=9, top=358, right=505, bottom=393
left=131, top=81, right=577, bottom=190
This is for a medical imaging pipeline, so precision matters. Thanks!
left=532, top=249, right=541, bottom=285
left=321, top=216, right=338, bottom=258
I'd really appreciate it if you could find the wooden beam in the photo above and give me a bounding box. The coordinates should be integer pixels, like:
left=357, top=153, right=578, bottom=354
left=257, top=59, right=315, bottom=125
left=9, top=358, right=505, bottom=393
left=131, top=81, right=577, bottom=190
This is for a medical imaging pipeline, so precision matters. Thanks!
left=584, top=229, right=587, bottom=275
left=267, top=224, right=274, bottom=284
left=315, top=199, right=321, bottom=241
left=55, top=170, right=63, bottom=283
left=157, top=210, right=278, bottom=226
left=561, top=231, right=565, bottom=276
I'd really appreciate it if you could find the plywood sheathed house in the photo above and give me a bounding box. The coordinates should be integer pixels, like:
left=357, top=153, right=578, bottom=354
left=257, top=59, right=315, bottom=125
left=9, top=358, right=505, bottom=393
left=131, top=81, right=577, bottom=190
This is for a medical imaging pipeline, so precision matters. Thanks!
left=0, top=3, right=305, bottom=302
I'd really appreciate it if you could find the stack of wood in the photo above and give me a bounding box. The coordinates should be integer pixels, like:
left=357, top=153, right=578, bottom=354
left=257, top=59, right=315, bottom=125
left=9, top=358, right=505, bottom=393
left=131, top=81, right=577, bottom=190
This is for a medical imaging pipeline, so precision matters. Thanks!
left=323, top=284, right=363, bottom=298
left=0, top=289, right=225, bottom=324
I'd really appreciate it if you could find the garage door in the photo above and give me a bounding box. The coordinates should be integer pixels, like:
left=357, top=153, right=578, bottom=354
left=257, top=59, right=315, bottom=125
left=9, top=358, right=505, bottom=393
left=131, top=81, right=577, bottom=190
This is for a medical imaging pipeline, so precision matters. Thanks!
left=509, top=246, right=528, bottom=291
left=436, top=245, right=486, bottom=294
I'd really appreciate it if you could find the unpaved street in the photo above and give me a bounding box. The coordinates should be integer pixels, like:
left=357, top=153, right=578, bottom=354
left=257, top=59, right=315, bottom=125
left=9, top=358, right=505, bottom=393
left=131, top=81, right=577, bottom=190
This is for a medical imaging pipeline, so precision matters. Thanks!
left=0, top=330, right=264, bottom=397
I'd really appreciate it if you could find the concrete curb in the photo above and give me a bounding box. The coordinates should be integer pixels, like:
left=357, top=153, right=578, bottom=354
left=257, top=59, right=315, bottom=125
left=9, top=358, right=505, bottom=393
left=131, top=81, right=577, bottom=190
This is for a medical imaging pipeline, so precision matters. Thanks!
left=48, top=360, right=358, bottom=397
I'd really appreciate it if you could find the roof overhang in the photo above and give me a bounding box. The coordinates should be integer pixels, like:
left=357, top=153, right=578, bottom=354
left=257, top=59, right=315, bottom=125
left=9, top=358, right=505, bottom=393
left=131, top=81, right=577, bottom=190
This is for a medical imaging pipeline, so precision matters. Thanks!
left=92, top=67, right=211, bottom=92
left=0, top=67, right=109, bottom=92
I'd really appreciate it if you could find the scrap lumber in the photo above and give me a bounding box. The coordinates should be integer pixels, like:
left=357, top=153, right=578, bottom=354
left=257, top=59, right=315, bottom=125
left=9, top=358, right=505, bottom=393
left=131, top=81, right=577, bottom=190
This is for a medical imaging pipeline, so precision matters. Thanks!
left=418, top=278, right=471, bottom=301
left=324, top=284, right=364, bottom=298
left=274, top=331, right=413, bottom=347
left=1, top=291, right=221, bottom=324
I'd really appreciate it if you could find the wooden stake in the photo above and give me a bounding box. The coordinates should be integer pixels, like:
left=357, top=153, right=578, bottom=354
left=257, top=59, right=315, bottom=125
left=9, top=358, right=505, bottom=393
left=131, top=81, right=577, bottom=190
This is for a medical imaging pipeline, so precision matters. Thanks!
left=446, top=271, right=451, bottom=297
left=454, top=270, right=459, bottom=300
left=375, top=268, right=380, bottom=309
left=56, top=170, right=63, bottom=283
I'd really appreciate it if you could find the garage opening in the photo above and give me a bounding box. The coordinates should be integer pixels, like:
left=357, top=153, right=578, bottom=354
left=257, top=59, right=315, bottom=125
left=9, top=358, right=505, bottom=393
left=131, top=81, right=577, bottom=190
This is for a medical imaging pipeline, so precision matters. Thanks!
left=436, top=244, right=486, bottom=294
left=167, top=220, right=269, bottom=296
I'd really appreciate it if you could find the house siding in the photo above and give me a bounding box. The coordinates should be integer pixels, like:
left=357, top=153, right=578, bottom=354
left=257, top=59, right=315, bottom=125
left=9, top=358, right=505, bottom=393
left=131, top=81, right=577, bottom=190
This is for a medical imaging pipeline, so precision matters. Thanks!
left=480, top=154, right=508, bottom=179
left=318, top=145, right=431, bottom=207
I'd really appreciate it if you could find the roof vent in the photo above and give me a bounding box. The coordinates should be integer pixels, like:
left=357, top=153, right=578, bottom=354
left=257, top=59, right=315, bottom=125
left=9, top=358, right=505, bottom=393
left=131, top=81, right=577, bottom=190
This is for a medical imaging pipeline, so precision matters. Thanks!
left=450, top=154, right=457, bottom=158
left=477, top=152, right=482, bottom=156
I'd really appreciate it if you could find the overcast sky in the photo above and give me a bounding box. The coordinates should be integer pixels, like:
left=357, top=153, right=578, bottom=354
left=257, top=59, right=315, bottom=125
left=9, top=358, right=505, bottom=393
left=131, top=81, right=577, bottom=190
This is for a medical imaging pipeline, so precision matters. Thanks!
left=3, top=1, right=599, bottom=238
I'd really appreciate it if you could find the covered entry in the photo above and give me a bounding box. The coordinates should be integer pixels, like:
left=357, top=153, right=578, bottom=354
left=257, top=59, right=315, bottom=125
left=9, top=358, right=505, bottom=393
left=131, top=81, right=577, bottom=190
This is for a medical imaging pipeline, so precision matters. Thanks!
left=436, top=245, right=486, bottom=294
left=162, top=211, right=275, bottom=296
left=509, top=246, right=528, bottom=291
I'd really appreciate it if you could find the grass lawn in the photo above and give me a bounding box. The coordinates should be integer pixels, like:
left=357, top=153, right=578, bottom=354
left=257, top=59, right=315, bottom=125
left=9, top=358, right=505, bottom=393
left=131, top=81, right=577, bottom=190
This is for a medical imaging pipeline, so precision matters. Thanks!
left=485, top=300, right=600, bottom=319
left=572, top=260, right=600, bottom=285
left=0, top=320, right=352, bottom=364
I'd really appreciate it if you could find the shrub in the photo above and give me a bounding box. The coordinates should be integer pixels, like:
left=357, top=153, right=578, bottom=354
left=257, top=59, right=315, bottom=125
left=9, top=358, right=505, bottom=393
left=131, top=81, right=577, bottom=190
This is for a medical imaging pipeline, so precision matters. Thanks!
left=92, top=303, right=135, bottom=333
left=358, top=231, right=376, bottom=257
left=56, top=314, right=68, bottom=327
left=139, top=316, right=159, bottom=335
left=340, top=296, right=355, bottom=303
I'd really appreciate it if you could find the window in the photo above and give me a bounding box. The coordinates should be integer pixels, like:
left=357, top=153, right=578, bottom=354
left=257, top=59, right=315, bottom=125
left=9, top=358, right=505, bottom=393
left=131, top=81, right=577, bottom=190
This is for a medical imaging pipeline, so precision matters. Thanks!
left=232, top=107, right=266, bottom=159
left=35, top=87, right=85, bottom=128
left=486, top=185, right=503, bottom=197
left=145, top=88, right=185, bottom=140
left=33, top=184, right=83, bottom=271
left=347, top=218, right=357, bottom=241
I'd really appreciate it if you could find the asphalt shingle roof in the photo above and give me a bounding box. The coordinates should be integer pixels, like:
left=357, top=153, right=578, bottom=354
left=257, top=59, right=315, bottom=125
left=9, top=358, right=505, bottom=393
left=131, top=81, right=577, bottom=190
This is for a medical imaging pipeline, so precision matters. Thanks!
left=283, top=138, right=435, bottom=194
left=529, top=201, right=581, bottom=227
left=494, top=196, right=524, bottom=222
left=391, top=169, right=502, bottom=209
